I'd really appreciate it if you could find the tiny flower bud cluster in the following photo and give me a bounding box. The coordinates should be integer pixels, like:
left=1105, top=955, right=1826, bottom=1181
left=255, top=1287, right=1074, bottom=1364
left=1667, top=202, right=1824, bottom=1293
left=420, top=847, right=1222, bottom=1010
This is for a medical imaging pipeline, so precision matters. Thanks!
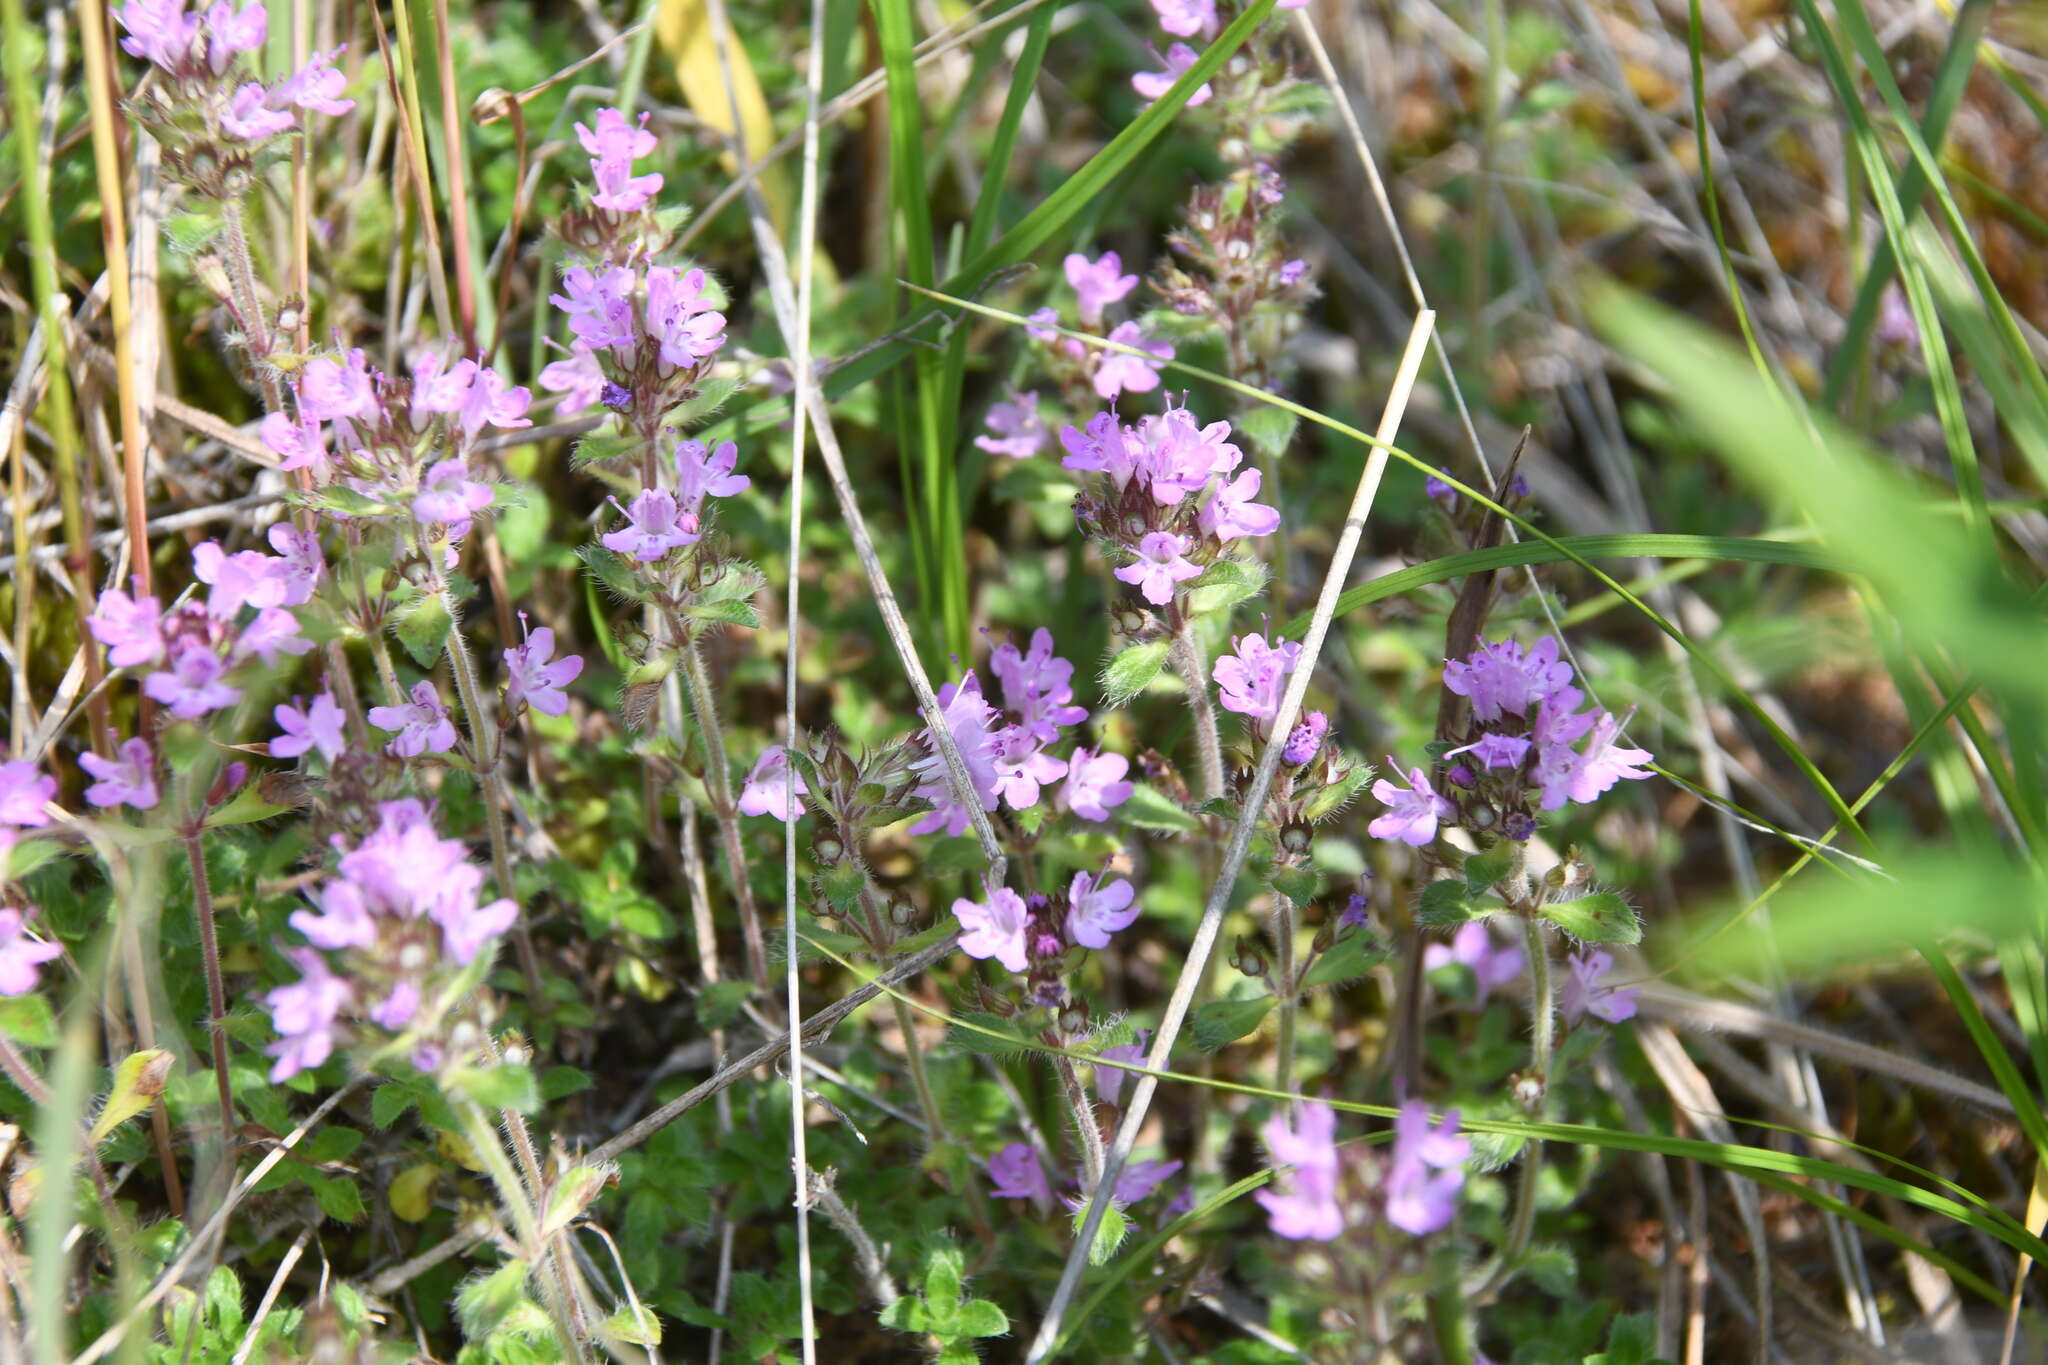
left=115, top=0, right=354, bottom=193
left=1154, top=165, right=1317, bottom=394
left=261, top=347, right=530, bottom=549
left=1061, top=404, right=1277, bottom=607
left=265, top=798, right=518, bottom=1081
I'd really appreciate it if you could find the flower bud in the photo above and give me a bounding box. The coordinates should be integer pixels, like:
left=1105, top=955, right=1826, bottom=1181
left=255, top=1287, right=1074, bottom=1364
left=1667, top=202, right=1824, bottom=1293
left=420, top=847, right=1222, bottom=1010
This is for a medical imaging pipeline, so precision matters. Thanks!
left=889, top=897, right=916, bottom=929
left=1467, top=803, right=1496, bottom=830
left=811, top=828, right=845, bottom=865
left=1513, top=1072, right=1545, bottom=1113
left=1058, top=1002, right=1087, bottom=1039
left=1278, top=821, right=1313, bottom=857
left=1233, top=936, right=1266, bottom=979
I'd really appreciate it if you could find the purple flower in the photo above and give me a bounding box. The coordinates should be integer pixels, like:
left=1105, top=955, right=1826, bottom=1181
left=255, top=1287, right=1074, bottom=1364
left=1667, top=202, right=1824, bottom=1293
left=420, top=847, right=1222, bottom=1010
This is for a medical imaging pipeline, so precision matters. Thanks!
left=504, top=624, right=583, bottom=718
left=89, top=585, right=165, bottom=668
left=1096, top=1029, right=1150, bottom=1105
left=1562, top=949, right=1640, bottom=1024
left=1443, top=637, right=1574, bottom=724
left=117, top=0, right=202, bottom=69
left=990, top=628, right=1087, bottom=743
left=1451, top=732, right=1531, bottom=771
left=371, top=980, right=422, bottom=1031
left=457, top=365, right=531, bottom=438
left=1425, top=468, right=1457, bottom=505
left=1061, top=747, right=1133, bottom=822
left=439, top=892, right=518, bottom=966
left=145, top=639, right=242, bottom=719
left=414, top=355, right=473, bottom=430
left=1094, top=322, right=1173, bottom=400
left=1384, top=1101, right=1470, bottom=1236
left=955, top=887, right=1030, bottom=972
left=1137, top=407, right=1240, bottom=504
left=1213, top=631, right=1301, bottom=728
left=991, top=727, right=1067, bottom=810
left=266, top=523, right=325, bottom=605
left=1368, top=758, right=1453, bottom=847
left=1540, top=710, right=1654, bottom=810
left=1064, top=251, right=1139, bottom=327
left=273, top=46, right=354, bottom=116
left=603, top=489, right=696, bottom=562
left=1131, top=42, right=1212, bottom=107
left=1115, top=1157, right=1184, bottom=1204
left=1067, top=870, right=1138, bottom=950
left=367, top=681, right=458, bottom=757
left=1114, top=530, right=1201, bottom=606
left=222, top=82, right=294, bottom=140
left=1876, top=281, right=1918, bottom=349
left=0, top=762, right=56, bottom=828
left=974, top=391, right=1046, bottom=459
left=289, top=879, right=377, bottom=951
left=298, top=348, right=377, bottom=422
left=412, top=458, right=495, bottom=535
left=0, top=907, right=64, bottom=996
left=235, top=606, right=313, bottom=667
left=273, top=692, right=348, bottom=764
left=674, top=437, right=750, bottom=513
left=1339, top=891, right=1371, bottom=930
left=1282, top=710, right=1328, bottom=764
left=193, top=539, right=289, bottom=617
left=551, top=266, right=638, bottom=357
left=737, top=746, right=811, bottom=822
left=79, top=738, right=160, bottom=810
left=578, top=107, right=663, bottom=211
left=1254, top=1100, right=1344, bottom=1240
left=1199, top=467, right=1280, bottom=541
left=909, top=674, right=1004, bottom=837
left=987, top=1142, right=1052, bottom=1204
left=263, top=948, right=352, bottom=1081
left=1150, top=0, right=1217, bottom=38
left=1025, top=307, right=1061, bottom=343
left=645, top=266, right=727, bottom=368
left=1423, top=922, right=1525, bottom=1003
left=538, top=349, right=606, bottom=414
left=1277, top=258, right=1308, bottom=288
left=260, top=409, right=326, bottom=471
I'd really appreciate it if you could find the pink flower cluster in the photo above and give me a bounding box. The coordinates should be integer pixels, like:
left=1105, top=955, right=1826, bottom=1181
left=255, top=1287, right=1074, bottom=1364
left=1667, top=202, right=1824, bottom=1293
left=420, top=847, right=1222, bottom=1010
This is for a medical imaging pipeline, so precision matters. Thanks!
left=576, top=107, right=663, bottom=214
left=89, top=535, right=319, bottom=722
left=116, top=1, right=353, bottom=148
left=262, top=347, right=529, bottom=544
left=1254, top=1098, right=1470, bottom=1242
left=541, top=263, right=728, bottom=417
left=952, top=868, right=1139, bottom=975
left=1370, top=635, right=1655, bottom=847
left=1129, top=0, right=1310, bottom=107
left=1018, top=251, right=1174, bottom=405
left=1060, top=404, right=1277, bottom=607
left=265, top=799, right=518, bottom=1080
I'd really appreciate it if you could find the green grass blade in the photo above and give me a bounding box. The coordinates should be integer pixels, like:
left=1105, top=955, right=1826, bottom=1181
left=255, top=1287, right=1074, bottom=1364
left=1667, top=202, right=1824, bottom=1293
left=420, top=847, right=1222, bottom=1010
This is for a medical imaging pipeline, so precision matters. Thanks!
left=1280, top=533, right=1835, bottom=635
left=1923, top=941, right=2048, bottom=1169
left=1819, top=0, right=1990, bottom=410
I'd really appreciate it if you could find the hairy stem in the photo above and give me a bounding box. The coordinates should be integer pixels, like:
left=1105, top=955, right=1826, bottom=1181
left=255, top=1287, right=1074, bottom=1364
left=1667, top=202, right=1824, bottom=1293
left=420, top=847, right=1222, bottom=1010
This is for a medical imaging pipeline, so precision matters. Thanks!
left=1493, top=916, right=1553, bottom=1287
left=454, top=1099, right=587, bottom=1363
left=1171, top=615, right=1225, bottom=802
left=680, top=638, right=770, bottom=990
left=1273, top=892, right=1299, bottom=1100
left=1052, top=1051, right=1105, bottom=1193
left=183, top=832, right=236, bottom=1141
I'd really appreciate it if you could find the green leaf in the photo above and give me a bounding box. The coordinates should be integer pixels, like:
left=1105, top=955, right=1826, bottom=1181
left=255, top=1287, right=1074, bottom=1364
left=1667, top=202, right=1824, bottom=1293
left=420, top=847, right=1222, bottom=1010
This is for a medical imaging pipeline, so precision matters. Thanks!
left=1082, top=1202, right=1129, bottom=1266
left=1417, top=879, right=1483, bottom=927
left=293, top=484, right=394, bottom=518
left=393, top=593, right=453, bottom=669
left=1186, top=557, right=1269, bottom=617
left=370, top=1083, right=418, bottom=1128
left=578, top=543, right=654, bottom=604
left=923, top=1248, right=963, bottom=1322
left=696, top=981, right=753, bottom=1031
left=1192, top=995, right=1274, bottom=1052
left=682, top=598, right=762, bottom=630
left=456, top=1259, right=532, bottom=1340
left=946, top=1012, right=1034, bottom=1056
left=203, top=782, right=296, bottom=829
left=1523, top=1243, right=1578, bottom=1296
left=0, top=994, right=58, bottom=1049
left=952, top=1298, right=1008, bottom=1338
left=90, top=1050, right=174, bottom=1146
left=663, top=375, right=740, bottom=428
left=1234, top=403, right=1298, bottom=459
left=1300, top=761, right=1374, bottom=822
left=878, top=1296, right=929, bottom=1333
left=1269, top=863, right=1319, bottom=904
left=605, top=1306, right=663, bottom=1348
left=1118, top=784, right=1198, bottom=834
left=305, top=1170, right=367, bottom=1223
left=1100, top=639, right=1170, bottom=707
left=1540, top=892, right=1641, bottom=945
left=1586, top=1311, right=1660, bottom=1365
left=1301, top=930, right=1390, bottom=990
left=540, top=1066, right=592, bottom=1101
left=1465, top=846, right=1514, bottom=894
left=446, top=1062, right=540, bottom=1114
left=1, top=837, right=61, bottom=883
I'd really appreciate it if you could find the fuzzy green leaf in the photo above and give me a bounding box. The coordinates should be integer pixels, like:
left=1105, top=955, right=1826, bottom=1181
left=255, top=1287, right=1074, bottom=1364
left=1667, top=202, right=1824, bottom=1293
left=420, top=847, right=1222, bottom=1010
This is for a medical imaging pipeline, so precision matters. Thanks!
left=1101, top=639, right=1171, bottom=707
left=1540, top=893, right=1641, bottom=945
left=1192, top=994, right=1274, bottom=1052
